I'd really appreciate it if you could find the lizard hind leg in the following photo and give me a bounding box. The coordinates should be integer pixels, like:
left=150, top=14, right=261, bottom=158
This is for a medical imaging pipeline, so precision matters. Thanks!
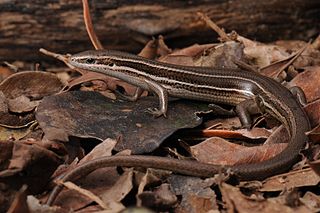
left=235, top=98, right=261, bottom=129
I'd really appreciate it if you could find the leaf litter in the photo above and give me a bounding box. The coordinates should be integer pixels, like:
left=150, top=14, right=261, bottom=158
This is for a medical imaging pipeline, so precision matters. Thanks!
left=1, top=1, right=320, bottom=212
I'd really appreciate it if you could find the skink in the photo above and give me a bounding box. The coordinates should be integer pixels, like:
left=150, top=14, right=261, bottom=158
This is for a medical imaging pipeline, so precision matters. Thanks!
left=47, top=49, right=310, bottom=205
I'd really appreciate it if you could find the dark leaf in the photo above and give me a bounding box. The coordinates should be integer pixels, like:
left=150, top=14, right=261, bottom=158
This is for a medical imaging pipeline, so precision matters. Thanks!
left=36, top=91, right=208, bottom=154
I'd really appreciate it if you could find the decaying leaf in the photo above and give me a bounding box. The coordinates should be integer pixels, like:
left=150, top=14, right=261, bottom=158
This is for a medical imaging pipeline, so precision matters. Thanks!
left=168, top=175, right=218, bottom=212
left=36, top=91, right=208, bottom=154
left=138, top=183, right=178, bottom=210
left=308, top=124, right=320, bottom=144
left=0, top=71, right=63, bottom=99
left=0, top=140, right=62, bottom=193
left=309, top=159, right=320, bottom=178
left=7, top=185, right=29, bottom=213
left=194, top=41, right=245, bottom=69
left=238, top=35, right=290, bottom=67
left=136, top=168, right=172, bottom=206
left=304, top=99, right=320, bottom=128
left=190, top=137, right=287, bottom=165
left=260, top=168, right=320, bottom=192
left=7, top=95, right=39, bottom=113
left=0, top=140, right=61, bottom=211
left=27, top=196, right=65, bottom=213
left=0, top=65, right=15, bottom=81
left=50, top=139, right=132, bottom=211
left=288, top=66, right=320, bottom=103
left=300, top=191, right=320, bottom=212
left=0, top=91, right=8, bottom=113
left=220, top=183, right=310, bottom=213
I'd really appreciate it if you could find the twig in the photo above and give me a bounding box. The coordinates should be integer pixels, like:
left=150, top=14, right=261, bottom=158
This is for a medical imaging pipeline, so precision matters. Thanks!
left=197, top=12, right=231, bottom=42
left=39, top=48, right=74, bottom=69
left=82, top=0, right=103, bottom=50
left=3, top=62, right=18, bottom=72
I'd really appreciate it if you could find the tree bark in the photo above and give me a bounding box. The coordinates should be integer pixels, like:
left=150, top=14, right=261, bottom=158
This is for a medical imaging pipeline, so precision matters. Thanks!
left=0, top=0, right=319, bottom=62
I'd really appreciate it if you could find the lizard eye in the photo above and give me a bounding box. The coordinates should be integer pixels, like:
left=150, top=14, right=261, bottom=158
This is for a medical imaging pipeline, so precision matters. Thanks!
left=85, top=58, right=95, bottom=64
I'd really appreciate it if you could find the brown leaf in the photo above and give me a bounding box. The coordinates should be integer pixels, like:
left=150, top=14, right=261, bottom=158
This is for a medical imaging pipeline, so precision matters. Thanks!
left=138, top=38, right=158, bottom=59
left=0, top=140, right=61, bottom=196
left=0, top=71, right=63, bottom=99
left=264, top=125, right=289, bottom=144
left=204, top=117, right=242, bottom=130
left=187, top=127, right=271, bottom=143
left=309, top=159, right=320, bottom=178
left=300, top=192, right=320, bottom=212
left=220, top=183, right=310, bottom=213
left=260, top=168, right=320, bottom=192
left=0, top=139, right=13, bottom=166
left=50, top=140, right=131, bottom=210
left=158, top=55, right=195, bottom=66
left=60, top=181, right=109, bottom=209
left=234, top=128, right=271, bottom=140
left=194, top=41, right=245, bottom=69
left=294, top=49, right=320, bottom=69
left=168, top=175, right=218, bottom=213
left=7, top=185, right=29, bottom=213
left=80, top=138, right=117, bottom=162
left=26, top=195, right=68, bottom=213
left=158, top=43, right=216, bottom=66
left=159, top=40, right=246, bottom=70
left=136, top=168, right=172, bottom=206
left=138, top=184, right=177, bottom=210
left=308, top=124, right=320, bottom=144
left=66, top=71, right=142, bottom=97
left=259, top=42, right=310, bottom=78
left=7, top=95, right=39, bottom=113
left=0, top=65, right=15, bottom=82
left=169, top=43, right=216, bottom=57
left=275, top=40, right=308, bottom=52
left=190, top=137, right=286, bottom=165
left=0, top=91, right=8, bottom=113
left=304, top=99, right=320, bottom=128
left=238, top=35, right=290, bottom=67
left=100, top=169, right=133, bottom=206
left=175, top=192, right=218, bottom=213
left=156, top=35, right=172, bottom=57
left=288, top=66, right=320, bottom=103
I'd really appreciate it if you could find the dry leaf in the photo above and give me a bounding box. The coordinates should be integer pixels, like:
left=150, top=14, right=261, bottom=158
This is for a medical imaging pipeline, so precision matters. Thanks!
left=300, top=192, right=320, bottom=212
left=238, top=35, right=290, bottom=67
left=190, top=137, right=286, bottom=165
left=288, top=66, right=320, bottom=103
left=26, top=196, right=65, bottom=213
left=260, top=168, right=320, bottom=192
left=8, top=95, right=39, bottom=113
left=168, top=175, right=218, bottom=213
left=138, top=184, right=177, bottom=210
left=0, top=71, right=63, bottom=99
left=304, top=99, right=320, bottom=128
left=220, top=183, right=310, bottom=213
